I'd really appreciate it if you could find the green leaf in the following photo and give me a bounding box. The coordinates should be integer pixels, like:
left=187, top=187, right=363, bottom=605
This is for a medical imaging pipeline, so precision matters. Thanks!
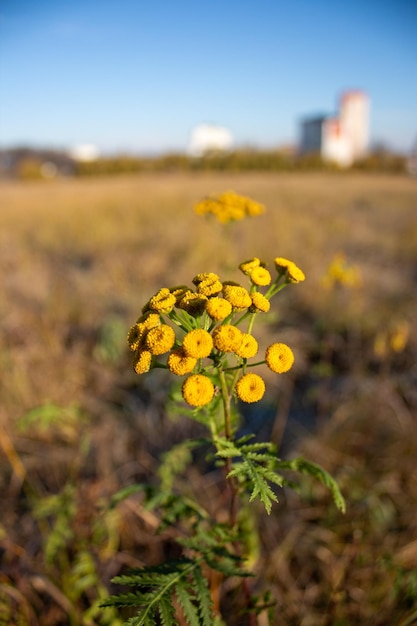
left=175, top=579, right=200, bottom=626
left=277, top=457, right=346, bottom=513
left=193, top=565, right=214, bottom=626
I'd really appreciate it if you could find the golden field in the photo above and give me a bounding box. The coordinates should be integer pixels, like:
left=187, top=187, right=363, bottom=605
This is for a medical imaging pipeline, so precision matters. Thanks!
left=1, top=172, right=417, bottom=625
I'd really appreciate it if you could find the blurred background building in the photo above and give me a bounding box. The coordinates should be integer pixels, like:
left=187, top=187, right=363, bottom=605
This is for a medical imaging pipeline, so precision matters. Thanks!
left=300, top=90, right=370, bottom=167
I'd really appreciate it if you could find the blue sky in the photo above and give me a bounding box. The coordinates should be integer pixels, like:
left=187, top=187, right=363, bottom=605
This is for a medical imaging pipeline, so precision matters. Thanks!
left=1, top=0, right=416, bottom=154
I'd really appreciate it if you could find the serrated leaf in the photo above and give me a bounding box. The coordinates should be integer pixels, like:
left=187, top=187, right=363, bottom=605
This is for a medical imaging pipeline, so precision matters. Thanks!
left=193, top=565, right=214, bottom=626
left=175, top=579, right=200, bottom=626
left=277, top=457, right=346, bottom=513
left=158, top=594, right=176, bottom=626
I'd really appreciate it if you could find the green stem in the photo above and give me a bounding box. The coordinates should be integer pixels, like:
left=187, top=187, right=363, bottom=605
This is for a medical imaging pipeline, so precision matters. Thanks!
left=218, top=369, right=238, bottom=528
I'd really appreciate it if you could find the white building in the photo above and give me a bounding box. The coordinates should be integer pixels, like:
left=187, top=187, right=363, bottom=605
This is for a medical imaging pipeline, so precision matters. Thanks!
left=188, top=124, right=234, bottom=157
left=300, top=91, right=370, bottom=167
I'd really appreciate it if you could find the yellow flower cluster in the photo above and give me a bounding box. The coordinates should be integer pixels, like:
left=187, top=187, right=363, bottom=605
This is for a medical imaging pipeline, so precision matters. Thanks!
left=194, top=191, right=265, bottom=224
left=322, top=253, right=362, bottom=290
left=274, top=257, right=305, bottom=283
left=128, top=255, right=304, bottom=408
left=373, top=320, right=410, bottom=359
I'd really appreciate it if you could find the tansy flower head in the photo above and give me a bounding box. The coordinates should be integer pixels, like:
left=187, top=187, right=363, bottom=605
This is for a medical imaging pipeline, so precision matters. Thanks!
left=182, top=374, right=215, bottom=407
left=206, top=297, right=232, bottom=321
left=236, top=373, right=265, bottom=403
left=235, top=333, right=258, bottom=359
left=265, top=343, right=294, bottom=373
left=145, top=324, right=176, bottom=355
left=182, top=329, right=213, bottom=359
left=147, top=288, right=176, bottom=314
left=133, top=349, right=152, bottom=374
left=223, top=283, right=252, bottom=310
left=250, top=266, right=271, bottom=286
left=250, top=292, right=271, bottom=313
left=127, top=312, right=161, bottom=351
left=274, top=257, right=305, bottom=283
left=167, top=349, right=197, bottom=376
left=178, top=291, right=208, bottom=317
left=212, top=324, right=243, bottom=353
left=127, top=324, right=144, bottom=352
left=169, top=285, right=190, bottom=303
left=192, top=272, right=220, bottom=286
left=239, top=258, right=263, bottom=276
left=196, top=277, right=223, bottom=297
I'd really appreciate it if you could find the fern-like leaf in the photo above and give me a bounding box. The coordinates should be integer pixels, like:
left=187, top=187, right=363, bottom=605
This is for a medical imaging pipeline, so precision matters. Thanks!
left=175, top=579, right=200, bottom=626
left=193, top=565, right=214, bottom=626
left=214, top=436, right=283, bottom=514
left=101, top=558, right=215, bottom=626
left=277, top=457, right=346, bottom=513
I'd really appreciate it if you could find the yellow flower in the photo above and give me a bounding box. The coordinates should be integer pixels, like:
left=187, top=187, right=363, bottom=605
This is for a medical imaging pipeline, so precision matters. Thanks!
left=274, top=257, right=305, bottom=283
left=145, top=324, right=176, bottom=355
left=223, top=283, right=252, bottom=310
left=167, top=349, right=197, bottom=375
left=250, top=267, right=271, bottom=286
left=235, top=333, right=258, bottom=359
left=287, top=263, right=305, bottom=283
left=250, top=292, right=271, bottom=313
left=127, top=324, right=143, bottom=352
left=239, top=257, right=262, bottom=276
left=169, top=285, right=190, bottom=303
left=137, top=312, right=161, bottom=329
left=147, top=288, right=176, bottom=314
left=127, top=312, right=161, bottom=351
left=212, top=324, right=243, bottom=353
left=206, top=297, right=232, bottom=321
left=265, top=343, right=294, bottom=373
left=178, top=291, right=208, bottom=317
left=192, top=272, right=220, bottom=286
left=182, top=329, right=213, bottom=359
left=182, top=374, right=214, bottom=407
left=322, top=254, right=362, bottom=290
left=133, top=350, right=152, bottom=374
left=236, top=373, right=265, bottom=403
left=194, top=191, right=265, bottom=224
left=390, top=321, right=409, bottom=353
left=196, top=277, right=223, bottom=297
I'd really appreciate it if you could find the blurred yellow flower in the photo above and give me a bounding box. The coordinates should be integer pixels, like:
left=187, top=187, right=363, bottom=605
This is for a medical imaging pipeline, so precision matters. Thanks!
left=194, top=191, right=265, bottom=224
left=239, top=258, right=262, bottom=275
left=265, top=343, right=294, bottom=373
left=274, top=257, right=305, bottom=283
left=390, top=321, right=409, bottom=353
left=322, top=253, right=362, bottom=290
left=182, top=329, right=214, bottom=359
left=133, top=350, right=152, bottom=374
left=236, top=373, right=265, bottom=403
left=182, top=374, right=215, bottom=407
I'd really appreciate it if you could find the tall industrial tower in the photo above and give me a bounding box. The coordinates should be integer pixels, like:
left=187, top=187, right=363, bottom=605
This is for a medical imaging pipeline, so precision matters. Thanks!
left=339, top=91, right=370, bottom=160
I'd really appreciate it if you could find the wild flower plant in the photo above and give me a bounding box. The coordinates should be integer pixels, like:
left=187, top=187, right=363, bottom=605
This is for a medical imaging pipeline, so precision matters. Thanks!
left=194, top=190, right=265, bottom=224
left=103, top=197, right=345, bottom=626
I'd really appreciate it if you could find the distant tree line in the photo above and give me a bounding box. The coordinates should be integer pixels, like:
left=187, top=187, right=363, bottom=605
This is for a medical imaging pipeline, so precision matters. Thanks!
left=0, top=146, right=408, bottom=180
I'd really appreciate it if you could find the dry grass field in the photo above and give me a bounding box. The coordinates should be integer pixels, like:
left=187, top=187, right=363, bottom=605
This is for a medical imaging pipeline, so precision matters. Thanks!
left=1, top=172, right=417, bottom=625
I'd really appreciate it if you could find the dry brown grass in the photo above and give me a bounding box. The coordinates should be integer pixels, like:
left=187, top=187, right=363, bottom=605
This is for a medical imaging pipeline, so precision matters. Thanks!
left=1, top=172, right=416, bottom=625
